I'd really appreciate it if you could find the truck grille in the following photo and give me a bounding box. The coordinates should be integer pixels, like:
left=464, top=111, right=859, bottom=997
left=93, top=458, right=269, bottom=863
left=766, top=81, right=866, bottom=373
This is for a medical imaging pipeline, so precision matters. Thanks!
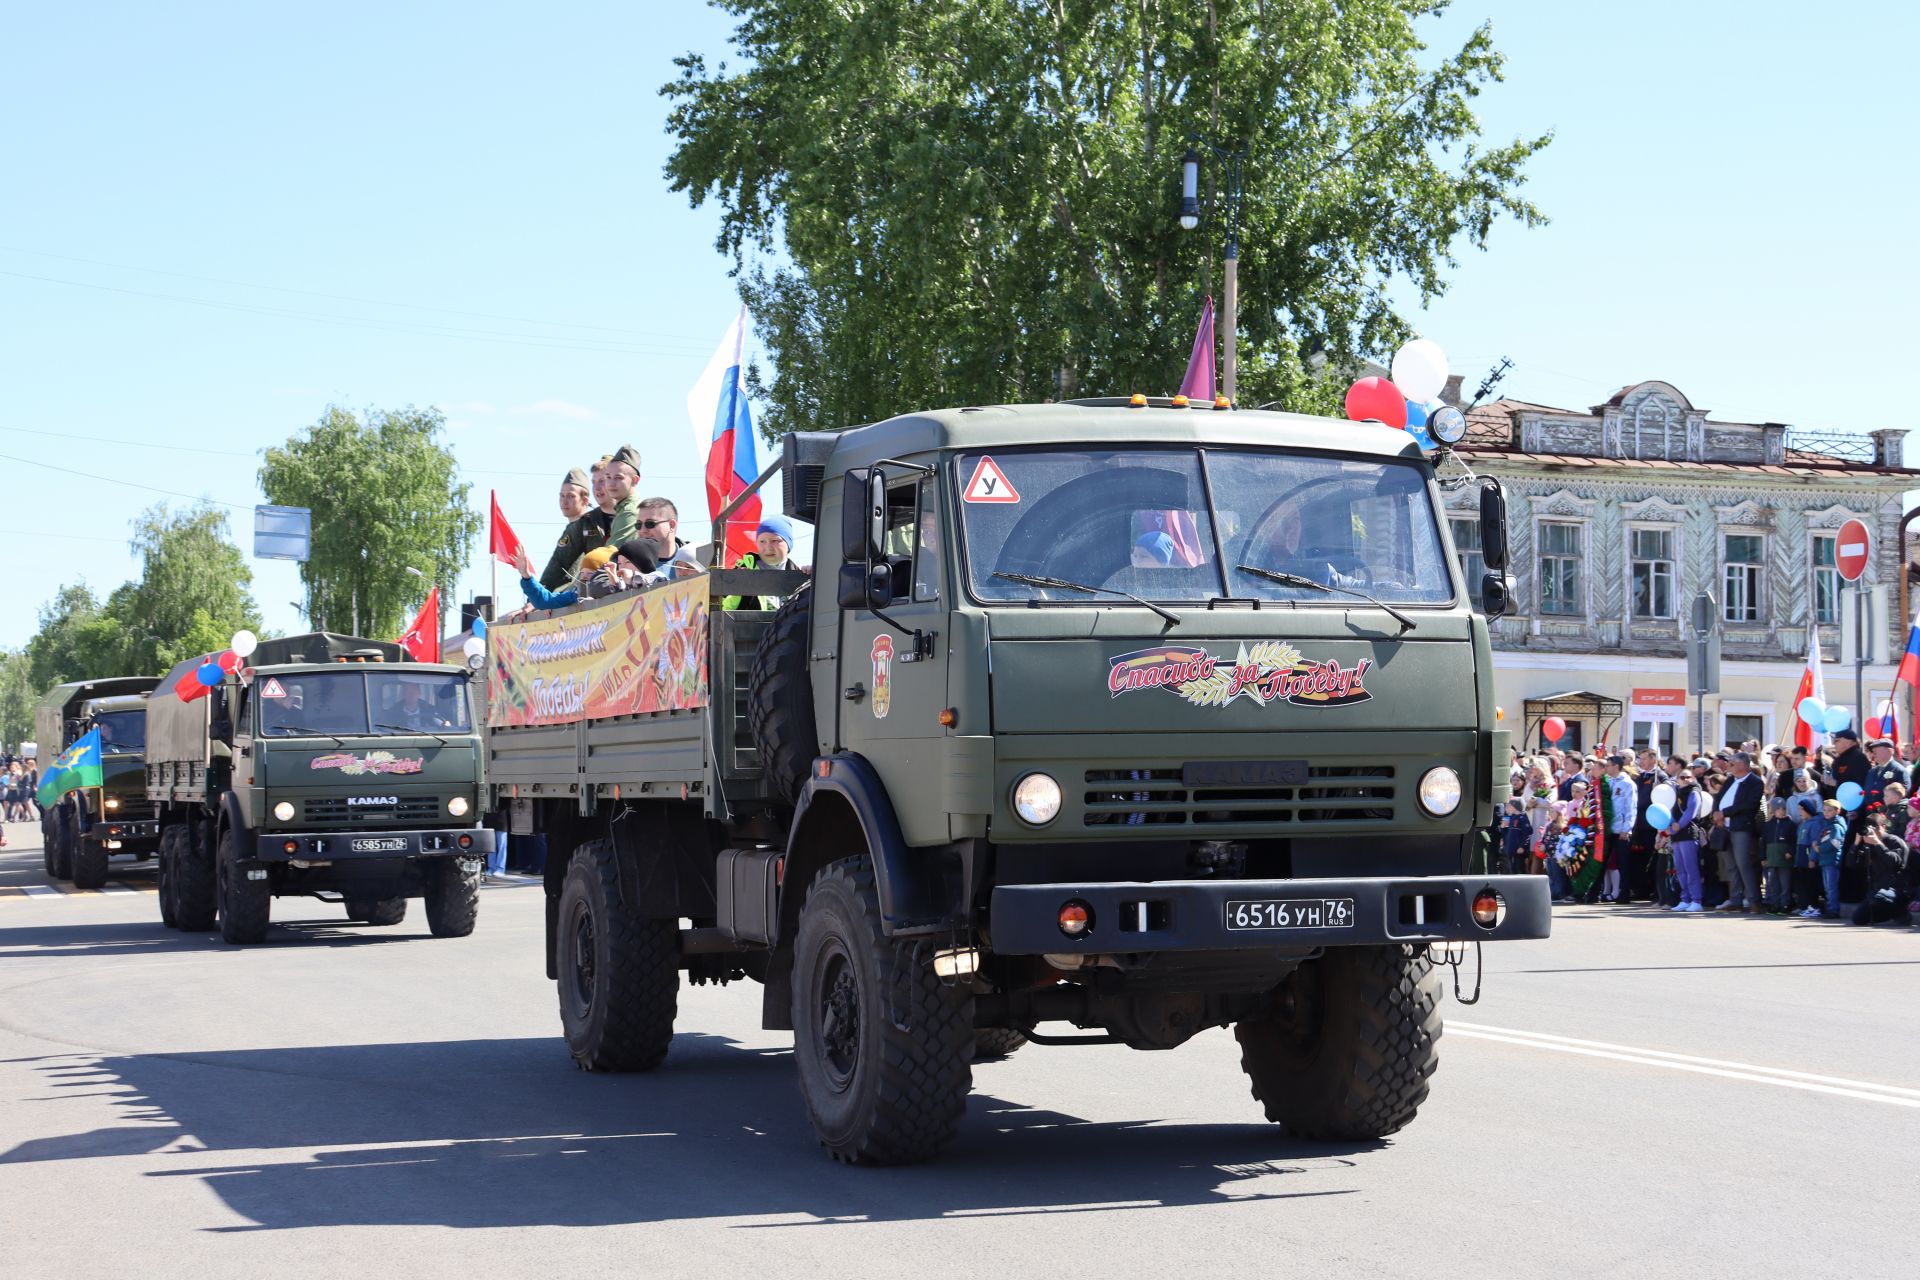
left=1082, top=766, right=1395, bottom=827
left=301, top=797, right=444, bottom=825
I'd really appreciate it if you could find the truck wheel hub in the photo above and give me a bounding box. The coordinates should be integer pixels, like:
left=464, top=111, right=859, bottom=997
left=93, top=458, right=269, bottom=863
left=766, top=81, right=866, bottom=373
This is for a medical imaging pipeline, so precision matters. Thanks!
left=818, top=951, right=861, bottom=1087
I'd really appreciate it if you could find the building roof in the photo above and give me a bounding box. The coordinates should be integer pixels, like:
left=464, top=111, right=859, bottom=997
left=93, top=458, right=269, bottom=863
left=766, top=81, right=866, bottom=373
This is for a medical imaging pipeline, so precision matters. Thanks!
left=1458, top=397, right=1920, bottom=478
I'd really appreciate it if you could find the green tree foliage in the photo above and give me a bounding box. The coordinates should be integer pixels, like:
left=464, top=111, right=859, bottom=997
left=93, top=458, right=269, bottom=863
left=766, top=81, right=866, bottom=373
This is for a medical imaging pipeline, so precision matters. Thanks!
left=665, top=0, right=1548, bottom=430
left=24, top=584, right=126, bottom=691
left=117, top=503, right=264, bottom=675
left=258, top=405, right=479, bottom=640
left=0, top=649, right=37, bottom=752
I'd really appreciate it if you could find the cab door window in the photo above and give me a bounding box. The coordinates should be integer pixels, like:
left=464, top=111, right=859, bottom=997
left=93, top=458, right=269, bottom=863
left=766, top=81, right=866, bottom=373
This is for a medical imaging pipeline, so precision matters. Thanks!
left=881, top=480, right=940, bottom=604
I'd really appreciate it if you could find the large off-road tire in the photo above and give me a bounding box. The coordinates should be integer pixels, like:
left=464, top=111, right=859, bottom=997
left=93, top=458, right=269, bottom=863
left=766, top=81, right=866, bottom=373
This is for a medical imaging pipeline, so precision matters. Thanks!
left=423, top=857, right=481, bottom=937
left=41, top=813, right=56, bottom=877
left=973, top=1028, right=1029, bottom=1061
left=49, top=805, right=75, bottom=881
left=345, top=897, right=407, bottom=926
left=791, top=857, right=974, bottom=1165
left=156, top=824, right=181, bottom=929
left=1234, top=944, right=1443, bottom=1140
left=70, top=825, right=109, bottom=890
left=216, top=824, right=271, bottom=945
left=556, top=838, right=678, bottom=1072
left=746, top=584, right=817, bottom=808
left=173, top=818, right=218, bottom=932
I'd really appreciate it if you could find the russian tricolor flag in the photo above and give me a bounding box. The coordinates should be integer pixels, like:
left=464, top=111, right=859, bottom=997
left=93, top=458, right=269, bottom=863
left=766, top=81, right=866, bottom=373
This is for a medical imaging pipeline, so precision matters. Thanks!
left=687, top=306, right=763, bottom=562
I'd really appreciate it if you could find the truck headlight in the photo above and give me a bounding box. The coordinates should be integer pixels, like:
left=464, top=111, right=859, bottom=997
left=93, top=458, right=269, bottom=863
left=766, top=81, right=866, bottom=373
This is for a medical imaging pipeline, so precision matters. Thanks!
left=273, top=801, right=295, bottom=822
left=105, top=797, right=120, bottom=810
left=1012, top=773, right=1062, bottom=826
left=1417, top=767, right=1462, bottom=817
left=447, top=796, right=470, bottom=817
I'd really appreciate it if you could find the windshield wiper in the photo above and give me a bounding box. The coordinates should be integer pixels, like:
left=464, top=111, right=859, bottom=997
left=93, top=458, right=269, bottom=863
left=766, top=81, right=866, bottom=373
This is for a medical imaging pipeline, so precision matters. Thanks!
left=374, top=721, right=452, bottom=745
left=993, top=571, right=1182, bottom=628
left=1234, top=564, right=1418, bottom=634
left=268, top=724, right=348, bottom=746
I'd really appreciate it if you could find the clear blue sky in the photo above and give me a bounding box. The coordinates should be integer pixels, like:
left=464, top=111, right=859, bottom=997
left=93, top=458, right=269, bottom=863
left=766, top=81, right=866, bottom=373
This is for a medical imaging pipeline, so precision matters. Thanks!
left=3, top=1, right=1913, bottom=649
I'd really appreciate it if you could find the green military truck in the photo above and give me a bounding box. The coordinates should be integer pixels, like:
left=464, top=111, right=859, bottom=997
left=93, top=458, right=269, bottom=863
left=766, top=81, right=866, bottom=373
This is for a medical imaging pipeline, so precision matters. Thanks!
left=147, top=632, right=492, bottom=944
left=485, top=399, right=1548, bottom=1164
left=35, top=676, right=163, bottom=887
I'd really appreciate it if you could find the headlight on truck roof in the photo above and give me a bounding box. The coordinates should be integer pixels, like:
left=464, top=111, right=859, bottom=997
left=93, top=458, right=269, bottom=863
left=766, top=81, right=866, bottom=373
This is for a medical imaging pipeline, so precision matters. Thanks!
left=447, top=796, right=470, bottom=817
left=273, top=801, right=295, bottom=822
left=1012, top=773, right=1062, bottom=826
left=1417, top=767, right=1462, bottom=817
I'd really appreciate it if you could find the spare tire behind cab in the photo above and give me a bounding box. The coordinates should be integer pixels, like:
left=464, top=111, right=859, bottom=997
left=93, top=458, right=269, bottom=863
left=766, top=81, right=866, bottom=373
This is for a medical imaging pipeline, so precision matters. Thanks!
left=747, top=583, right=818, bottom=808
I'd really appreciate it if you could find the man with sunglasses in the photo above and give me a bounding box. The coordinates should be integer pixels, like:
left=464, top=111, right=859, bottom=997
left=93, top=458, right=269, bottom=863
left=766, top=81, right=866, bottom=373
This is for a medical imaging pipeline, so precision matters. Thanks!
left=630, top=496, right=707, bottom=585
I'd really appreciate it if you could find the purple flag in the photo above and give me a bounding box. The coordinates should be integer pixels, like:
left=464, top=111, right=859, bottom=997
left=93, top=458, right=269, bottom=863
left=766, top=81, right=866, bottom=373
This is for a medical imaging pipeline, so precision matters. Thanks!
left=1179, top=295, right=1215, bottom=400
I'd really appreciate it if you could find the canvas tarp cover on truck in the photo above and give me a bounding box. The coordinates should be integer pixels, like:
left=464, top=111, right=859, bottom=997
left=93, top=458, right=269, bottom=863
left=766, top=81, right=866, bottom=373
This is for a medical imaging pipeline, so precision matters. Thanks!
left=488, top=577, right=709, bottom=728
left=35, top=676, right=160, bottom=760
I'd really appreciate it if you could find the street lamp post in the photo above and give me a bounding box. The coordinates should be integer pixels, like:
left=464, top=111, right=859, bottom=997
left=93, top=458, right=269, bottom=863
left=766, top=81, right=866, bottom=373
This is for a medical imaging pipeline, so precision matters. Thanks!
left=1177, top=136, right=1248, bottom=403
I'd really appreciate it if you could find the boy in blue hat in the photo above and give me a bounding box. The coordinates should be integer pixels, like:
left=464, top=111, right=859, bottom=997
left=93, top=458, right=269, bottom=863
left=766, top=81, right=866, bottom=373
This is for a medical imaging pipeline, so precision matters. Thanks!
left=723, top=514, right=800, bottom=610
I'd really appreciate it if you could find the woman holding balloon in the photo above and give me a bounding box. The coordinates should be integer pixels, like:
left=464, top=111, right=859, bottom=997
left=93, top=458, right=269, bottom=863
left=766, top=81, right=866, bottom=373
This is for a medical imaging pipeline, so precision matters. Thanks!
left=1660, top=769, right=1706, bottom=912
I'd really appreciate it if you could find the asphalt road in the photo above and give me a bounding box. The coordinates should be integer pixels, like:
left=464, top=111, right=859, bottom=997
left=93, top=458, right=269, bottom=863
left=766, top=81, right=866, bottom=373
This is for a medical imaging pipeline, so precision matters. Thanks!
left=2, top=817, right=1917, bottom=1280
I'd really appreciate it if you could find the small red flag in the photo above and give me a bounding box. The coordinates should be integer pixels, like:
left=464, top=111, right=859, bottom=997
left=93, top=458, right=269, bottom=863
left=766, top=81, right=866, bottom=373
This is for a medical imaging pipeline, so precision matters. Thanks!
left=489, top=490, right=528, bottom=569
left=398, top=587, right=440, bottom=663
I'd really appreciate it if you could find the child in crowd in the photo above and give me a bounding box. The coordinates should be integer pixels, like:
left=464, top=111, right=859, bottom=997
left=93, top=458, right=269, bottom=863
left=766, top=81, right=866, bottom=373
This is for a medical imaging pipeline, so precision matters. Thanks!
left=1804, top=797, right=1848, bottom=919
left=1500, top=798, right=1532, bottom=875
left=1761, top=798, right=1796, bottom=915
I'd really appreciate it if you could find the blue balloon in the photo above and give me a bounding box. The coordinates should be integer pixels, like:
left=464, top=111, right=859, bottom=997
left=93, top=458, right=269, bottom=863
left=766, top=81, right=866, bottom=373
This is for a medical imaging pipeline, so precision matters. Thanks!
left=1797, top=696, right=1826, bottom=725
left=1646, top=804, right=1672, bottom=829
left=1822, top=704, right=1852, bottom=734
left=194, top=662, right=223, bottom=687
left=1404, top=400, right=1429, bottom=429
left=472, top=616, right=487, bottom=638
left=1838, top=781, right=1864, bottom=811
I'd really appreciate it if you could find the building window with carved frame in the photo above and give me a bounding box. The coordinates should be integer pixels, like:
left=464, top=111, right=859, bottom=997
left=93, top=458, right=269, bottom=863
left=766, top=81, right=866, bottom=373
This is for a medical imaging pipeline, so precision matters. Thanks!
left=1722, top=532, right=1765, bottom=623
left=1449, top=517, right=1484, bottom=607
left=1629, top=526, right=1675, bottom=619
left=1538, top=521, right=1584, bottom=616
left=1811, top=532, right=1840, bottom=626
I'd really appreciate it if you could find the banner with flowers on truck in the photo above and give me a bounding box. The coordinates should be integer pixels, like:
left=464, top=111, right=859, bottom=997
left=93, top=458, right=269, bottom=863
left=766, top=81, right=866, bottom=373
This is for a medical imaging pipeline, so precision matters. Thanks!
left=487, top=577, right=709, bottom=728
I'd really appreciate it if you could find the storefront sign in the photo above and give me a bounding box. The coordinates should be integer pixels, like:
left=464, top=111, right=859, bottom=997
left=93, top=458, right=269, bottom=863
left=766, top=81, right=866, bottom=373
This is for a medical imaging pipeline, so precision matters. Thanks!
left=1630, top=687, right=1688, bottom=725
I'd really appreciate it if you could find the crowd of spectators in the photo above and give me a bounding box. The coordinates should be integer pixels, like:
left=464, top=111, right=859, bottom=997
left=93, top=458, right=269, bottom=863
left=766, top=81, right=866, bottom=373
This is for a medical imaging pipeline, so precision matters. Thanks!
left=1496, top=727, right=1920, bottom=928
left=504, top=447, right=800, bottom=621
left=3, top=756, right=40, bottom=824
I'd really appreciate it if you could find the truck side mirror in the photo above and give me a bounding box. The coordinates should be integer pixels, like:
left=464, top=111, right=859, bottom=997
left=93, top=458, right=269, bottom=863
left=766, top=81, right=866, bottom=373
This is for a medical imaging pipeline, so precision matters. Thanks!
left=1480, top=572, right=1513, bottom=620
left=836, top=560, right=894, bottom=611
left=840, top=468, right=887, bottom=564
left=1478, top=479, right=1509, bottom=573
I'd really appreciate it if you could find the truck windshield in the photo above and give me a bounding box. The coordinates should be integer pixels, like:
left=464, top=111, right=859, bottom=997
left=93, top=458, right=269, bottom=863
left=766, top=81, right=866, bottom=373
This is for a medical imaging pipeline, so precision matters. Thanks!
left=93, top=711, right=145, bottom=756
left=257, top=671, right=471, bottom=737
left=956, top=447, right=1456, bottom=606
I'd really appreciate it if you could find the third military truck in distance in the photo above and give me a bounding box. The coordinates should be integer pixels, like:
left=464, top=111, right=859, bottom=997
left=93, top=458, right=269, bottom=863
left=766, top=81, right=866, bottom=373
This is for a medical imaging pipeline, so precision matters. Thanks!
left=486, top=398, right=1550, bottom=1165
left=35, top=676, right=162, bottom=887
left=146, top=632, right=494, bottom=944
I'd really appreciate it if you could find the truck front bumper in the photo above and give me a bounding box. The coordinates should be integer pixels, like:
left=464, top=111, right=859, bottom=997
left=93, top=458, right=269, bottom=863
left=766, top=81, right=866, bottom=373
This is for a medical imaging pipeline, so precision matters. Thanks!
left=255, top=828, right=495, bottom=862
left=987, top=874, right=1550, bottom=956
left=96, top=819, right=159, bottom=842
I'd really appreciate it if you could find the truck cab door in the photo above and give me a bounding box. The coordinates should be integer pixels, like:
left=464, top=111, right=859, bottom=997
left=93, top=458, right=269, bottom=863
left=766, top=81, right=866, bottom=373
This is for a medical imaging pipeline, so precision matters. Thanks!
left=835, top=475, right=949, bottom=846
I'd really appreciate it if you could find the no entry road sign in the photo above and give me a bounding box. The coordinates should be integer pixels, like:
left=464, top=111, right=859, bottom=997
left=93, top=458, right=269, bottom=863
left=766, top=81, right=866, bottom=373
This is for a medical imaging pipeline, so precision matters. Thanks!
left=1836, top=518, right=1870, bottom=582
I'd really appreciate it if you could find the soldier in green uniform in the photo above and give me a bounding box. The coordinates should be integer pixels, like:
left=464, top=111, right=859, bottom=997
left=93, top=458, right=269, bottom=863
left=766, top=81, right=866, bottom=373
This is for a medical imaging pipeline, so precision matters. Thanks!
left=605, top=444, right=645, bottom=548
left=538, top=466, right=612, bottom=590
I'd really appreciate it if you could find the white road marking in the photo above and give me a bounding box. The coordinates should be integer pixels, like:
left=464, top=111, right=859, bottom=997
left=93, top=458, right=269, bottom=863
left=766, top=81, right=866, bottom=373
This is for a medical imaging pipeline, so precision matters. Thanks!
left=1452, top=1021, right=1920, bottom=1108
left=21, top=885, right=63, bottom=898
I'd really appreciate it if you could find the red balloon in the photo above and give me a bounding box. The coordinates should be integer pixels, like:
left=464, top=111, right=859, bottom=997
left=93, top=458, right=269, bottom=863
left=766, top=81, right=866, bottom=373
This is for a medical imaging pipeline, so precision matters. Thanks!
left=1866, top=717, right=1884, bottom=739
left=217, top=649, right=242, bottom=673
left=1543, top=715, right=1568, bottom=742
left=1344, top=377, right=1408, bottom=429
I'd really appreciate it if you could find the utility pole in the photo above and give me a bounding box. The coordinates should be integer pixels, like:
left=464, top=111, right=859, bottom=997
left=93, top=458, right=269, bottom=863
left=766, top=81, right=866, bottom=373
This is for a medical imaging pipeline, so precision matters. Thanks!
left=1177, top=139, right=1247, bottom=402
left=1689, top=591, right=1720, bottom=754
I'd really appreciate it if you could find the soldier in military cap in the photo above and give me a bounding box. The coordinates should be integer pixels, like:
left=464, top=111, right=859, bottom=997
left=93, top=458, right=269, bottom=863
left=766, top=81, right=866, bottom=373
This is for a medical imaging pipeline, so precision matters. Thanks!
left=605, top=444, right=645, bottom=547
left=539, top=466, right=612, bottom=590
left=1865, top=736, right=1910, bottom=810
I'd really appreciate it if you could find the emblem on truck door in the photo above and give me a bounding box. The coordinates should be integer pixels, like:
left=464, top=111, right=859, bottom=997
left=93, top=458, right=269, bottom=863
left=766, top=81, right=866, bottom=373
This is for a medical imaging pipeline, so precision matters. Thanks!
left=1106, top=641, right=1371, bottom=709
left=870, top=634, right=894, bottom=719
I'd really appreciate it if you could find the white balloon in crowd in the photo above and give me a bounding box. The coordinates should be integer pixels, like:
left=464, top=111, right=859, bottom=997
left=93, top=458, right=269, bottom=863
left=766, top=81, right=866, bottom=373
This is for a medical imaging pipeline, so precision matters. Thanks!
left=1391, top=338, right=1450, bottom=404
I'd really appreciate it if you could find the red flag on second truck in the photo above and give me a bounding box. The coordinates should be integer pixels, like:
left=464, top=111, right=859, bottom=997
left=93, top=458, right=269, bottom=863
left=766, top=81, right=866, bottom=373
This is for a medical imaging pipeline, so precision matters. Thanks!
left=398, top=588, right=440, bottom=663
left=1179, top=295, right=1215, bottom=401
left=488, top=490, right=527, bottom=569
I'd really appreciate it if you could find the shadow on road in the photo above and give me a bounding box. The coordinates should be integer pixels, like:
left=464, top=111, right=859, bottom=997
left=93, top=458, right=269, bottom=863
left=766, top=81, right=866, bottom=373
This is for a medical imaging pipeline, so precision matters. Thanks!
left=0, top=1032, right=1367, bottom=1229
left=0, top=916, right=456, bottom=959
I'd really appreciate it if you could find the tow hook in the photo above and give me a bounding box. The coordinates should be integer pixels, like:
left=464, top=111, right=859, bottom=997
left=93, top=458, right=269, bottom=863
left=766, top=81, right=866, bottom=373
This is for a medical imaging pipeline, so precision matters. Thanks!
left=1427, top=939, right=1481, bottom=1005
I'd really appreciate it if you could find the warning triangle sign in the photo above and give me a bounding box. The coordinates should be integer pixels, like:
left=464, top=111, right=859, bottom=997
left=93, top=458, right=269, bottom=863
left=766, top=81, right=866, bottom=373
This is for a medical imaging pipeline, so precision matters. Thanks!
left=963, top=456, right=1020, bottom=503
left=260, top=678, right=287, bottom=698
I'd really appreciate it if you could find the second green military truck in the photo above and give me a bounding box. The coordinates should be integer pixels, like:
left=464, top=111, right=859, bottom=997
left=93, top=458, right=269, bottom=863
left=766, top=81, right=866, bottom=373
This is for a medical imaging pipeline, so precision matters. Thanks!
left=35, top=676, right=162, bottom=887
left=146, top=632, right=493, bottom=943
left=485, top=398, right=1549, bottom=1164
